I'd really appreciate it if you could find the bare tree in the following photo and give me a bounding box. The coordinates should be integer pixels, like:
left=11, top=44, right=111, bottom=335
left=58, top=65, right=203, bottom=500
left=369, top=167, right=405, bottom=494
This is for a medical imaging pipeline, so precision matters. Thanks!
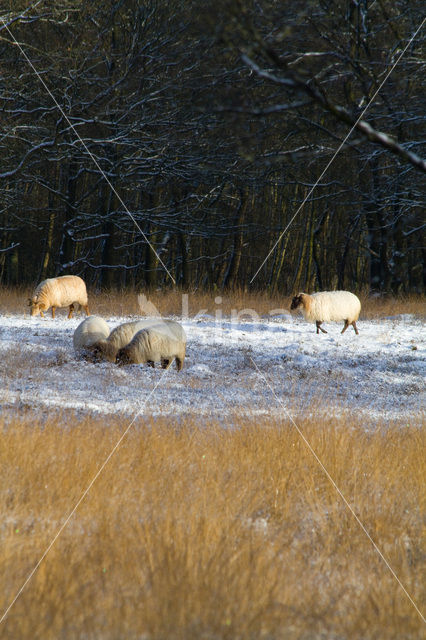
left=0, top=0, right=424, bottom=292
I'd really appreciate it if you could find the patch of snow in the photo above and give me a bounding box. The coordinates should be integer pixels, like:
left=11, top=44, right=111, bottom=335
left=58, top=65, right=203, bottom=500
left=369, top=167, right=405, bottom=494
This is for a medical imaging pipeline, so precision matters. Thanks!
left=0, top=312, right=424, bottom=425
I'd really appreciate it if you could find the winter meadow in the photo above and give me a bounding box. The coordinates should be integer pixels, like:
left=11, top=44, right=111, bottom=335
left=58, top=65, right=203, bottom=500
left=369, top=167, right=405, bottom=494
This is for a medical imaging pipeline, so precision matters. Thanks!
left=1, top=288, right=425, bottom=639
left=1, top=2, right=426, bottom=639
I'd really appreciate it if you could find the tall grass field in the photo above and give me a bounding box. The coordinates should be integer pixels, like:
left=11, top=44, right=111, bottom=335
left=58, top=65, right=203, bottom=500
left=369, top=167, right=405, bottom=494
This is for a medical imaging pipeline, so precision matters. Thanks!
left=0, top=288, right=425, bottom=638
left=0, top=413, right=424, bottom=639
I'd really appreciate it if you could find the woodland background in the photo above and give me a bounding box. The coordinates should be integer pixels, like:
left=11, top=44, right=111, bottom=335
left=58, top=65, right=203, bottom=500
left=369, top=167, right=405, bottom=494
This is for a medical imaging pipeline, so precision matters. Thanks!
left=0, top=0, right=425, bottom=294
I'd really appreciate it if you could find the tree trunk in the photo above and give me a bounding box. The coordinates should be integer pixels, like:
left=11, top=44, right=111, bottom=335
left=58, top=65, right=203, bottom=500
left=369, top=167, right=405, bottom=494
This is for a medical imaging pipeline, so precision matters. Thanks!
left=58, top=160, right=77, bottom=274
left=222, top=189, right=246, bottom=289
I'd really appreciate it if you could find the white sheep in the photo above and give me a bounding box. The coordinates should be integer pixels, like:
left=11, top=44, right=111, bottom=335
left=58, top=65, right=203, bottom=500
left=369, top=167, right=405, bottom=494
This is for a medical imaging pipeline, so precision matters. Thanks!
left=290, top=291, right=361, bottom=334
left=116, top=321, right=186, bottom=370
left=88, top=318, right=179, bottom=363
left=29, top=275, right=89, bottom=319
left=73, top=316, right=110, bottom=358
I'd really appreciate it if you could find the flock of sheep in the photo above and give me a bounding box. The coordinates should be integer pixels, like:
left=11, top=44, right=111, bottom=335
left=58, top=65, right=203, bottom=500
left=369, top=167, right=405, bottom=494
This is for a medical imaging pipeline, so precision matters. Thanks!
left=28, top=275, right=362, bottom=370
left=28, top=275, right=186, bottom=369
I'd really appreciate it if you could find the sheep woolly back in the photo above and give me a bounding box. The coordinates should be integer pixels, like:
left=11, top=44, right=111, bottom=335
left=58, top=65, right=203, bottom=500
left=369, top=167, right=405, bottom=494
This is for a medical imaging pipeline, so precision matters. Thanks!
left=32, top=276, right=88, bottom=309
left=73, top=316, right=110, bottom=353
left=119, top=322, right=186, bottom=366
left=299, top=291, right=361, bottom=323
left=92, top=318, right=185, bottom=362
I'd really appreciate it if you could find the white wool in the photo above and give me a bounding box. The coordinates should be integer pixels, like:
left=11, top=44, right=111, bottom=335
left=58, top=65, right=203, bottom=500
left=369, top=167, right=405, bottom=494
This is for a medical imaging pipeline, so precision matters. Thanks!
left=304, top=291, right=361, bottom=323
left=73, top=316, right=110, bottom=354
left=31, top=275, right=88, bottom=316
left=92, top=318, right=185, bottom=362
left=117, top=323, right=186, bottom=369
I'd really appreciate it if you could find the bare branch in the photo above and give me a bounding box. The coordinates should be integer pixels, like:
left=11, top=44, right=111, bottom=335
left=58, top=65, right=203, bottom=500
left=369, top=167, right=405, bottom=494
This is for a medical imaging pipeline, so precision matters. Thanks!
left=241, top=54, right=426, bottom=173
left=0, top=242, right=20, bottom=253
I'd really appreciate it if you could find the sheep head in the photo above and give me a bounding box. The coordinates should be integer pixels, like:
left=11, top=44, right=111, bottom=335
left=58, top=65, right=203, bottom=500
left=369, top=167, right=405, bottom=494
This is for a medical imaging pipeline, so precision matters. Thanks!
left=290, top=294, right=305, bottom=311
left=29, top=297, right=45, bottom=316
left=85, top=342, right=103, bottom=363
left=116, top=348, right=131, bottom=366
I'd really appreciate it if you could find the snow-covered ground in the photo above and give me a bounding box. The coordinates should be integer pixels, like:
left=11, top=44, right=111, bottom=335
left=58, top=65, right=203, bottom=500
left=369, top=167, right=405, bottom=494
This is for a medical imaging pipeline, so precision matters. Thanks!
left=0, top=311, right=424, bottom=424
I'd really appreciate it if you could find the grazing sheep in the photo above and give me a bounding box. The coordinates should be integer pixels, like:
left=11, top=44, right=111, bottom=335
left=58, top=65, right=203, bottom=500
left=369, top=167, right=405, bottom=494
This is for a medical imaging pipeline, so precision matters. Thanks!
left=88, top=318, right=180, bottom=363
left=116, top=321, right=186, bottom=370
left=290, top=291, right=361, bottom=335
left=73, top=316, right=110, bottom=358
left=29, top=275, right=89, bottom=319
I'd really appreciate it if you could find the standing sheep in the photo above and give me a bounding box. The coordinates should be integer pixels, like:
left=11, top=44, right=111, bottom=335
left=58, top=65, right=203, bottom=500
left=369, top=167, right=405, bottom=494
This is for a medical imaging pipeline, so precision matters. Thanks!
left=73, top=316, right=110, bottom=358
left=116, top=321, right=186, bottom=370
left=290, top=291, right=361, bottom=334
left=29, top=275, right=89, bottom=319
left=88, top=318, right=181, bottom=362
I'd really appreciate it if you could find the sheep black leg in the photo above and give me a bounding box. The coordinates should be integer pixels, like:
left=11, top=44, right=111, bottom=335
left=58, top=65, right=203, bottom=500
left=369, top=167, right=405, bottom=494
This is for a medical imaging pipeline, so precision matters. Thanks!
left=161, top=358, right=171, bottom=369
left=68, top=304, right=74, bottom=319
left=175, top=357, right=183, bottom=371
left=316, top=321, right=327, bottom=334
left=147, top=360, right=155, bottom=368
left=341, top=320, right=349, bottom=334
left=352, top=321, right=359, bottom=335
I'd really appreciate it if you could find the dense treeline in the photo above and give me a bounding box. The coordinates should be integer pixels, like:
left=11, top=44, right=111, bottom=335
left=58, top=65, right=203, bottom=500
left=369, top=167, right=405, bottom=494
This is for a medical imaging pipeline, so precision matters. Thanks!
left=0, top=0, right=424, bottom=293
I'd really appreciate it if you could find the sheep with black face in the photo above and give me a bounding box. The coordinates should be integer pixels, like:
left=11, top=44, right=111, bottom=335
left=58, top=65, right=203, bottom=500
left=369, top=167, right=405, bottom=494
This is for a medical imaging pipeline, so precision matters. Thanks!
left=290, top=291, right=361, bottom=335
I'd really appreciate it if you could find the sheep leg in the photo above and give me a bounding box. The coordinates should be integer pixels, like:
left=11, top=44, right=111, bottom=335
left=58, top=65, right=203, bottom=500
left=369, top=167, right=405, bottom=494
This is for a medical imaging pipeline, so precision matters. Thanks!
left=175, top=357, right=183, bottom=371
left=352, top=321, right=359, bottom=335
left=316, top=321, right=327, bottom=334
left=147, top=360, right=155, bottom=368
left=67, top=304, right=75, bottom=319
left=40, top=310, right=44, bottom=318
left=341, top=320, right=349, bottom=334
left=161, top=358, right=171, bottom=369
left=51, top=306, right=56, bottom=319
left=84, top=304, right=90, bottom=316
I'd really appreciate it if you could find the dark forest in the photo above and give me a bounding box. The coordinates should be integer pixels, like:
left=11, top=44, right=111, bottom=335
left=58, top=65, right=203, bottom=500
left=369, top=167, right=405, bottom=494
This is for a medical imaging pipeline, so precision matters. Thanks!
left=0, top=0, right=425, bottom=293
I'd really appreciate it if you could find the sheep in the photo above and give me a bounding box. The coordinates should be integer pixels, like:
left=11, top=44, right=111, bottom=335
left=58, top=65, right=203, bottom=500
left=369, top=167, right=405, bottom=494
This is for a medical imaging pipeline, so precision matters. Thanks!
left=88, top=318, right=180, bottom=363
left=73, top=316, right=110, bottom=358
left=116, top=321, right=186, bottom=370
left=29, top=275, right=89, bottom=319
left=290, top=291, right=361, bottom=335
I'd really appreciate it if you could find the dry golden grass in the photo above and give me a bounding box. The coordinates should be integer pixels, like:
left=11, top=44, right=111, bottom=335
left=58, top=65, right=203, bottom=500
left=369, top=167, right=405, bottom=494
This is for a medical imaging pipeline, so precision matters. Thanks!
left=1, top=285, right=425, bottom=319
left=0, top=412, right=424, bottom=639
left=359, top=294, right=426, bottom=319
left=0, top=286, right=31, bottom=315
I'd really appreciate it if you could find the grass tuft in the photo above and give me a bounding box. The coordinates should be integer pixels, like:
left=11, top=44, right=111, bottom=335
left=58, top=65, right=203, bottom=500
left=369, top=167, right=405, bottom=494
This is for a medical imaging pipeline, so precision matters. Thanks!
left=0, top=412, right=424, bottom=639
left=1, top=285, right=425, bottom=319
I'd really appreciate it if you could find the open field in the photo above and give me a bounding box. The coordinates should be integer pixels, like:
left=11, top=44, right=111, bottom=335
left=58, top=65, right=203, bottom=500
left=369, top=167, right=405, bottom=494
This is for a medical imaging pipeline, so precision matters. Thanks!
left=0, top=414, right=425, bottom=640
left=0, top=289, right=424, bottom=420
left=0, top=288, right=425, bottom=638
